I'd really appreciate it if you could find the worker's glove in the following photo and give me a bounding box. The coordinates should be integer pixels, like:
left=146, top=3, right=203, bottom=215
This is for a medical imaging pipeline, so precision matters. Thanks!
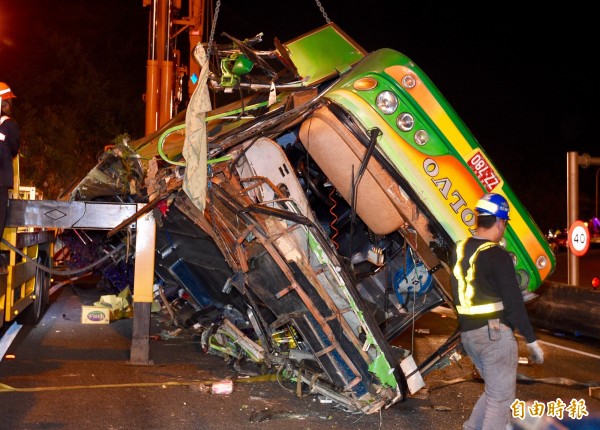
left=526, top=341, right=544, bottom=364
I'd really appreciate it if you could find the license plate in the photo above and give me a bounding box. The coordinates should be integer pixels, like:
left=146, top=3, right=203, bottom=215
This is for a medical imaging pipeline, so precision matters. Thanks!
left=467, top=150, right=501, bottom=192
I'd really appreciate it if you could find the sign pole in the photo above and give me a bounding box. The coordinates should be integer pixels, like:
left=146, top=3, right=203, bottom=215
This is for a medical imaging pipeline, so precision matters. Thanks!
left=567, top=152, right=579, bottom=286
left=567, top=152, right=600, bottom=286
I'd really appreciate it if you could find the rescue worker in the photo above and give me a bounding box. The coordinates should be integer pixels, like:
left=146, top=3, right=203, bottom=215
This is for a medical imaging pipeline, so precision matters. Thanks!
left=450, top=193, right=544, bottom=430
left=0, top=82, right=21, bottom=274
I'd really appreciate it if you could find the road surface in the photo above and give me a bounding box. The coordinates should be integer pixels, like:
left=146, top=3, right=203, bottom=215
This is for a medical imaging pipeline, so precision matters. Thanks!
left=0, top=275, right=598, bottom=430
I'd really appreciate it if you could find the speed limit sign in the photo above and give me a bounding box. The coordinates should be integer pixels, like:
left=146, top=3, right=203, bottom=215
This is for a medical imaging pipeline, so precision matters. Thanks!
left=568, top=220, right=590, bottom=257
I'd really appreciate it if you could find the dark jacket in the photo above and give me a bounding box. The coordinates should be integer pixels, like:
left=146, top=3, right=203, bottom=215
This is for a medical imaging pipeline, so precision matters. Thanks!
left=0, top=116, right=21, bottom=187
left=450, top=237, right=537, bottom=343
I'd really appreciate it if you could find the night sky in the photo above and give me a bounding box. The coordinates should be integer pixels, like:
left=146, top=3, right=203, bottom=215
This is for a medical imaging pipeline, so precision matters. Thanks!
left=2, top=1, right=599, bottom=231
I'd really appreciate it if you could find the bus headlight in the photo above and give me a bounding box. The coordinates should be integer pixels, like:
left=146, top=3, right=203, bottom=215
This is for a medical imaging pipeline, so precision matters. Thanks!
left=414, top=129, right=429, bottom=145
left=376, top=91, right=398, bottom=114
left=515, top=269, right=530, bottom=291
left=508, top=251, right=518, bottom=267
left=536, top=255, right=548, bottom=270
left=397, top=112, right=414, bottom=131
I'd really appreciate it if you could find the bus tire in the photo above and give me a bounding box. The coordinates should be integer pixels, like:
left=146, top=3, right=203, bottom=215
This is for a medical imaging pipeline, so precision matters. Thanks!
left=17, top=253, right=51, bottom=325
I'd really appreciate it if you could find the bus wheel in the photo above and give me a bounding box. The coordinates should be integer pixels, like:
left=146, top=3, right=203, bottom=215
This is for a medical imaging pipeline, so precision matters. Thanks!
left=17, top=254, right=51, bottom=325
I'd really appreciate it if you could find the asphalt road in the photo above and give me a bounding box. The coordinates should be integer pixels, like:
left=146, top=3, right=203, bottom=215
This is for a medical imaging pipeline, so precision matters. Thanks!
left=0, top=254, right=598, bottom=430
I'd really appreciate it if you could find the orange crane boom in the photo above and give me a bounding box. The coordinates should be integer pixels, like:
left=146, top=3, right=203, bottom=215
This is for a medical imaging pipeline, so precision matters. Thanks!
left=143, top=0, right=206, bottom=135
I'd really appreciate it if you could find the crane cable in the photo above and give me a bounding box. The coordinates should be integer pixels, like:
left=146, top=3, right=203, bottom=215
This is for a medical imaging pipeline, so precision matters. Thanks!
left=314, top=0, right=331, bottom=23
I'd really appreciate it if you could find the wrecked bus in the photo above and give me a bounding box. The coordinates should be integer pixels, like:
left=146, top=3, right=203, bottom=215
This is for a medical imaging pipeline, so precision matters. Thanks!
left=68, top=24, right=555, bottom=414
left=0, top=157, right=55, bottom=330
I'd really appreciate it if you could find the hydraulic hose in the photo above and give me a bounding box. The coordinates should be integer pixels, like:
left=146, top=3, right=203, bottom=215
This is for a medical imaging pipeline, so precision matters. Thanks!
left=1, top=237, right=127, bottom=277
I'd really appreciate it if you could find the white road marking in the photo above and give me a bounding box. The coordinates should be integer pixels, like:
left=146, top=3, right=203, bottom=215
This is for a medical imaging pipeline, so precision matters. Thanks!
left=0, top=322, right=22, bottom=361
left=537, top=339, right=600, bottom=360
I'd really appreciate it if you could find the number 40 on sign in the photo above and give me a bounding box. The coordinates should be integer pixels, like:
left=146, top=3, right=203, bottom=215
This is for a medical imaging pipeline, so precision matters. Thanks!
left=568, top=220, right=590, bottom=257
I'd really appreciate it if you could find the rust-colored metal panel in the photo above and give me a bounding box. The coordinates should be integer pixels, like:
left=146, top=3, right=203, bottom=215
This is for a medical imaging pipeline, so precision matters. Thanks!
left=299, top=107, right=405, bottom=236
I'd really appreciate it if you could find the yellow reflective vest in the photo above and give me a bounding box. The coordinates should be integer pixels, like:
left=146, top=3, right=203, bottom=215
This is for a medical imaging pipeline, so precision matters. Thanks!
left=453, top=239, right=505, bottom=315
